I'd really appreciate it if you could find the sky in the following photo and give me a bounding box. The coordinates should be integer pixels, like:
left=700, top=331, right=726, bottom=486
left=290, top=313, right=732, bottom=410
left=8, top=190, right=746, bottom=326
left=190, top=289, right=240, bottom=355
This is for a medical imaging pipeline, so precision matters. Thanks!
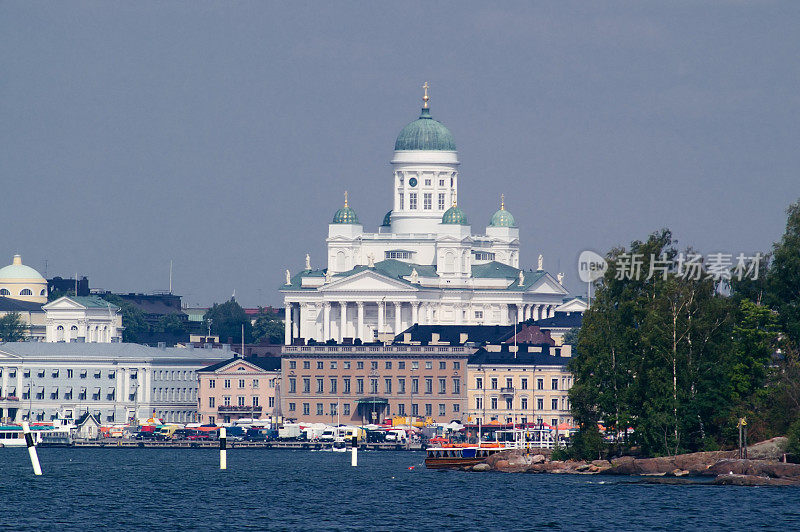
left=1, top=1, right=798, bottom=308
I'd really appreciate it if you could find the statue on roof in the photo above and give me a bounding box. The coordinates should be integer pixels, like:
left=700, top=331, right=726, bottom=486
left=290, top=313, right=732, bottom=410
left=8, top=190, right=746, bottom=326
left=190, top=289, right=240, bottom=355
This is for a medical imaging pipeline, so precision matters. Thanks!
left=325, top=270, right=332, bottom=283
left=305, top=253, right=311, bottom=270
left=537, top=254, right=543, bottom=271
left=557, top=272, right=564, bottom=285
left=518, top=270, right=525, bottom=286
left=285, top=269, right=291, bottom=285
left=367, top=253, right=375, bottom=268
left=411, top=268, right=419, bottom=283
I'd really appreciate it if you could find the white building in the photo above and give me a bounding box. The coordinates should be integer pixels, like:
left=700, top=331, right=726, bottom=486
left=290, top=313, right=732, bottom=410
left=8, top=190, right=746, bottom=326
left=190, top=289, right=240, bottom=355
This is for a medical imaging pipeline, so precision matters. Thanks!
left=42, top=295, right=123, bottom=343
left=281, top=88, right=586, bottom=344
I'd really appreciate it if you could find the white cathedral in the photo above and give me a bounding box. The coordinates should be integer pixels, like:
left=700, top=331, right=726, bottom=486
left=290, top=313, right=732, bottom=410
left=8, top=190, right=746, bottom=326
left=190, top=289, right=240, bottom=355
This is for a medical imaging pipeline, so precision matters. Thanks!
left=281, top=86, right=586, bottom=344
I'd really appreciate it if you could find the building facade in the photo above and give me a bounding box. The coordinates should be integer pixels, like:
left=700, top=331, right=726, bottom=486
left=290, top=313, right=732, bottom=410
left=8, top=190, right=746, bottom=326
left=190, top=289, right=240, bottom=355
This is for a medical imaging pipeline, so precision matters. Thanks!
left=196, top=356, right=281, bottom=425
left=281, top=343, right=470, bottom=425
left=0, top=343, right=230, bottom=424
left=42, top=296, right=123, bottom=343
left=467, top=346, right=573, bottom=428
left=0, top=255, right=48, bottom=304
left=281, top=90, right=586, bottom=345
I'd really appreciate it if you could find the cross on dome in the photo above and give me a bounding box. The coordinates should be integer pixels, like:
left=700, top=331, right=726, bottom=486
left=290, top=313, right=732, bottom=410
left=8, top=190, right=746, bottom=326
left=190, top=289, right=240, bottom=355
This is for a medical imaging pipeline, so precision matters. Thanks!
left=422, top=81, right=430, bottom=108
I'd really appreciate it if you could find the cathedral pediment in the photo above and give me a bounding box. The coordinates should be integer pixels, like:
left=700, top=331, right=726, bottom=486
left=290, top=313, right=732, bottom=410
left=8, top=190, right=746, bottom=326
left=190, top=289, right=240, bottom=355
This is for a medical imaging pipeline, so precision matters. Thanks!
left=525, top=273, right=569, bottom=295
left=320, top=269, right=417, bottom=292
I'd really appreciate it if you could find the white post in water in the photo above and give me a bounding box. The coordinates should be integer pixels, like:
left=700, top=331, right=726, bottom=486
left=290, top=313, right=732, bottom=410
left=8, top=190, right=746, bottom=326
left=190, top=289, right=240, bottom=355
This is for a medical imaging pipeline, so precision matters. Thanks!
left=351, top=436, right=358, bottom=467
left=22, top=422, right=42, bottom=476
left=219, top=427, right=227, bottom=470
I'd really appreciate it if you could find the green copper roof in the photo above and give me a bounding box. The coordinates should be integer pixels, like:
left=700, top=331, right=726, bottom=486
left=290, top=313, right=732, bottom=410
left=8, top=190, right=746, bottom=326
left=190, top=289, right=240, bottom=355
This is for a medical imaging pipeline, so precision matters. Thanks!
left=442, top=205, right=468, bottom=225
left=394, top=108, right=456, bottom=151
left=0, top=255, right=45, bottom=280
left=381, top=210, right=392, bottom=226
left=490, top=207, right=516, bottom=227
left=332, top=206, right=359, bottom=224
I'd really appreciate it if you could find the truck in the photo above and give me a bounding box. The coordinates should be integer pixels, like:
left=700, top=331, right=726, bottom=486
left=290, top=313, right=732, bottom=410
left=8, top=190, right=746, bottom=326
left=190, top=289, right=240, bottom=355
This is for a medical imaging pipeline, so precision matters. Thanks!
left=278, top=424, right=303, bottom=440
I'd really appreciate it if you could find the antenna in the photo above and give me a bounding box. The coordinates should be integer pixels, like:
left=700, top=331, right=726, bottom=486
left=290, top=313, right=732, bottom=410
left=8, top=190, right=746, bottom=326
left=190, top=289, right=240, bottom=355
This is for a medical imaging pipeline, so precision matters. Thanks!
left=169, top=260, right=173, bottom=294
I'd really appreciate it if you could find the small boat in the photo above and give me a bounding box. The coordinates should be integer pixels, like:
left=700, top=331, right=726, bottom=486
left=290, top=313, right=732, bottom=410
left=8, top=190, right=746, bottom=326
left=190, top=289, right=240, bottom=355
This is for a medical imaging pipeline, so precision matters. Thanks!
left=331, top=437, right=347, bottom=452
left=424, top=444, right=505, bottom=469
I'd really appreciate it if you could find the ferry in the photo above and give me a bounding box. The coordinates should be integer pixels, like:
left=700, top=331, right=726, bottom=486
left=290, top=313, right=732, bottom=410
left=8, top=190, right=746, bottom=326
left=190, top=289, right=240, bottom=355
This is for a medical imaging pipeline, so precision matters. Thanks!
left=0, top=421, right=74, bottom=447
left=424, top=427, right=556, bottom=469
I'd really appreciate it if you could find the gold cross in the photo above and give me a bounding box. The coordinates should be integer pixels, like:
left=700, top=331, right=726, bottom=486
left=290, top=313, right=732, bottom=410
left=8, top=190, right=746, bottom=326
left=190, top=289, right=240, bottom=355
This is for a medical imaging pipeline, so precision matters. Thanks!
left=344, top=190, right=349, bottom=208
left=501, top=194, right=505, bottom=210
left=422, top=82, right=430, bottom=108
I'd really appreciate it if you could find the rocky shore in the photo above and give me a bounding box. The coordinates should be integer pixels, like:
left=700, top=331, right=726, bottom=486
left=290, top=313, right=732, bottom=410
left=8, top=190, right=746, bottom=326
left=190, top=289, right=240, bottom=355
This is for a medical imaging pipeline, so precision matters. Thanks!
left=465, top=437, right=800, bottom=486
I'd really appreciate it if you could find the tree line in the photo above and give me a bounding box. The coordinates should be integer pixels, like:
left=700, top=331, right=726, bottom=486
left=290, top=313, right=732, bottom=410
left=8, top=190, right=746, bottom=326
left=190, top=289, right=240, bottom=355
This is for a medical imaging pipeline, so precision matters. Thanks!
left=569, top=199, right=800, bottom=459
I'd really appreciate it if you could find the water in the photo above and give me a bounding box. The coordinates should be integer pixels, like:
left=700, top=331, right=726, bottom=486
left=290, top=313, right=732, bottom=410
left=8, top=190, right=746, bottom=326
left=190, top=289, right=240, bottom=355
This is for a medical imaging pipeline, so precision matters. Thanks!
left=1, top=448, right=799, bottom=530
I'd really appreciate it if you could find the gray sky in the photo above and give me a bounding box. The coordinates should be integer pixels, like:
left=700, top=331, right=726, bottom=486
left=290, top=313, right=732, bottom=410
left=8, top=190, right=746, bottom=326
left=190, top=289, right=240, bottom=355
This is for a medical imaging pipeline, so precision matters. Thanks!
left=2, top=1, right=798, bottom=308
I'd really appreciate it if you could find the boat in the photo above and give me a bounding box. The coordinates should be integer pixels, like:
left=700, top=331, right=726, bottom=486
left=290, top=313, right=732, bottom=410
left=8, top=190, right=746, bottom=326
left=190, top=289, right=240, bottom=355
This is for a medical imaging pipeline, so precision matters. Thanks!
left=425, top=444, right=506, bottom=469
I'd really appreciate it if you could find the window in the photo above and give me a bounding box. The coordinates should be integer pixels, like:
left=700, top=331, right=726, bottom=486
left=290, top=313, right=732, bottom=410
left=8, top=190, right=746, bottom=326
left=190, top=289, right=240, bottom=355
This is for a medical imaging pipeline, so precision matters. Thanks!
left=453, top=362, right=460, bottom=370
left=476, top=377, right=483, bottom=390
left=439, top=404, right=446, bottom=416
left=209, top=397, right=215, bottom=408
left=398, top=361, right=405, bottom=370
left=343, top=403, right=350, bottom=416
left=316, top=403, right=323, bottom=415
left=439, top=178, right=445, bottom=187
left=411, top=361, right=419, bottom=370
left=252, top=379, right=259, bottom=389
left=384, top=378, right=392, bottom=394
left=356, top=378, right=364, bottom=394
left=411, top=403, right=419, bottom=416
left=425, top=378, right=433, bottom=394
left=317, top=361, right=324, bottom=370
left=371, top=361, right=378, bottom=370
left=537, top=398, right=544, bottom=410
left=238, top=379, right=245, bottom=389
left=289, top=361, right=296, bottom=369
left=385, top=361, right=392, bottom=370
left=385, top=251, right=413, bottom=260
left=303, top=361, right=310, bottom=369
left=20, top=288, right=32, bottom=296
left=474, top=310, right=483, bottom=319
left=303, top=403, right=310, bottom=416
left=438, top=378, right=446, bottom=394
left=329, top=378, right=337, bottom=394
left=425, top=362, right=432, bottom=370
left=223, top=396, right=231, bottom=406
left=0, top=289, right=8, bottom=295
left=505, top=397, right=513, bottom=409
left=398, top=403, right=405, bottom=415
left=506, top=378, right=513, bottom=389
left=491, top=398, right=498, bottom=409
left=268, top=397, right=274, bottom=407
left=399, top=192, right=404, bottom=210
left=357, top=361, right=364, bottom=370
left=537, top=378, right=544, bottom=390
left=425, top=404, right=432, bottom=416
left=473, top=252, right=496, bottom=261
left=343, top=378, right=351, bottom=394
left=66, top=369, right=73, bottom=378
left=209, top=380, right=216, bottom=389
left=330, top=361, right=337, bottom=369
left=343, top=361, right=351, bottom=370
left=398, top=378, right=405, bottom=394
left=224, top=379, right=231, bottom=389
left=329, top=403, right=337, bottom=416
left=452, top=378, right=460, bottom=394
left=411, top=378, right=419, bottom=394
left=552, top=379, right=558, bottom=390
left=552, top=419, right=558, bottom=427
left=439, top=361, right=446, bottom=370
left=453, top=404, right=460, bottom=412
left=238, top=396, right=246, bottom=407
left=316, top=378, right=324, bottom=393
left=521, top=397, right=528, bottom=410
left=409, top=192, right=417, bottom=210
left=438, top=193, right=445, bottom=210
left=423, top=193, right=432, bottom=210
left=424, top=178, right=431, bottom=186
left=521, top=378, right=528, bottom=390
left=289, top=378, right=296, bottom=393
left=289, top=402, right=296, bottom=412
left=491, top=378, right=498, bottom=390
left=302, top=378, right=310, bottom=393
left=370, top=378, right=378, bottom=394
left=552, top=398, right=559, bottom=410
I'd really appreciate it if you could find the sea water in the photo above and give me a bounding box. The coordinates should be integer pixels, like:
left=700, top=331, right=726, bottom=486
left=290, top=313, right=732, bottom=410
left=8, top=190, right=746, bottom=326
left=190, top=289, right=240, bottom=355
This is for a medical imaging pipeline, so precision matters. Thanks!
left=1, top=448, right=798, bottom=530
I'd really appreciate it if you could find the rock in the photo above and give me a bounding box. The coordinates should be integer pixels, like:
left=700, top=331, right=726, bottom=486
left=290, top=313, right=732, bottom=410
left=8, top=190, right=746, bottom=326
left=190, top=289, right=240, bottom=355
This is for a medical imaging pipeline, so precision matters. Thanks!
left=588, top=465, right=599, bottom=472
left=746, top=437, right=789, bottom=461
left=604, top=451, right=737, bottom=476
left=713, top=474, right=800, bottom=486
left=591, top=460, right=611, bottom=468
left=672, top=469, right=690, bottom=477
left=472, top=463, right=491, bottom=472
left=574, top=463, right=591, bottom=472
left=703, top=459, right=800, bottom=479
left=494, top=460, right=510, bottom=470
left=531, top=454, right=546, bottom=464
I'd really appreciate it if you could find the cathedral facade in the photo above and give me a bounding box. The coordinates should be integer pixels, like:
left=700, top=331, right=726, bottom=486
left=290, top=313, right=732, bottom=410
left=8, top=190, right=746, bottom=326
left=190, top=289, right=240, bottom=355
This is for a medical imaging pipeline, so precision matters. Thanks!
left=281, top=89, right=584, bottom=345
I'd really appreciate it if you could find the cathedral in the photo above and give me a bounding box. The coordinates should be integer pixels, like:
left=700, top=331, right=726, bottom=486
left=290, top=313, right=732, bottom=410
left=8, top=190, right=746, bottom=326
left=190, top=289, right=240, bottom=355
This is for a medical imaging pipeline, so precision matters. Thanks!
left=281, top=86, right=585, bottom=345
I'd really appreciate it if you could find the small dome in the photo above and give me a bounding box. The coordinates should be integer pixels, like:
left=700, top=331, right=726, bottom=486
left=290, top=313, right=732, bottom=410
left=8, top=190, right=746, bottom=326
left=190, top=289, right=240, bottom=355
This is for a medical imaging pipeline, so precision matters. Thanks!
left=394, top=108, right=456, bottom=151
left=0, top=254, right=45, bottom=281
left=442, top=204, right=468, bottom=225
left=490, top=196, right=516, bottom=227
left=381, top=210, right=392, bottom=227
left=332, top=192, right=359, bottom=224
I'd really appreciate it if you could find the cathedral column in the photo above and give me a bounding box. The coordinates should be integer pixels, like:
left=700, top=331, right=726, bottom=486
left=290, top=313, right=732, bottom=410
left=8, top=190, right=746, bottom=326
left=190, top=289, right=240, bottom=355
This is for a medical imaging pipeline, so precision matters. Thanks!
left=323, top=303, right=331, bottom=340
left=357, top=302, right=364, bottom=341
left=500, top=304, right=509, bottom=325
left=394, top=302, right=402, bottom=334
left=411, top=302, right=419, bottom=325
left=299, top=303, right=307, bottom=340
left=339, top=301, right=348, bottom=342
left=292, top=305, right=300, bottom=339
left=549, top=305, right=555, bottom=318
left=284, top=304, right=292, bottom=345
left=377, top=301, right=384, bottom=337
left=533, top=304, right=540, bottom=321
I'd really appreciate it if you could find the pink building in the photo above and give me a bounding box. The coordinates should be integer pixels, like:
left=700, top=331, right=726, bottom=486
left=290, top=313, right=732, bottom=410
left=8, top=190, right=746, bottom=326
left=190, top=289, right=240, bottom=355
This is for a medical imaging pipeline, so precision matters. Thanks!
left=196, top=356, right=281, bottom=425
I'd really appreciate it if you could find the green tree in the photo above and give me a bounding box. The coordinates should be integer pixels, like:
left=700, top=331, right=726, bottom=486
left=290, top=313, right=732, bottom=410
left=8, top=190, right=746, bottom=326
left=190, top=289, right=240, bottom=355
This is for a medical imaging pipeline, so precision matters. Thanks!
left=99, top=294, right=149, bottom=343
left=155, top=313, right=187, bottom=335
left=0, top=313, right=26, bottom=342
left=251, top=309, right=284, bottom=344
left=766, top=199, right=800, bottom=347
left=204, top=298, right=251, bottom=344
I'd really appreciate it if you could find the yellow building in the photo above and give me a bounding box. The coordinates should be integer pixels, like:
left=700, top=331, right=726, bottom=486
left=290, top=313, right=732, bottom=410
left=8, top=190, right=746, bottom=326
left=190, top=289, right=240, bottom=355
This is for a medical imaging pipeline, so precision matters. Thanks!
left=467, top=344, right=573, bottom=428
left=0, top=255, right=47, bottom=304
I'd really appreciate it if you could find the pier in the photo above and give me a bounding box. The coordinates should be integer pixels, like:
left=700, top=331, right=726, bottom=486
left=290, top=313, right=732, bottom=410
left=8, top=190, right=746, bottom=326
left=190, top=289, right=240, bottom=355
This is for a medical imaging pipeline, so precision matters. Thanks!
left=50, top=440, right=425, bottom=451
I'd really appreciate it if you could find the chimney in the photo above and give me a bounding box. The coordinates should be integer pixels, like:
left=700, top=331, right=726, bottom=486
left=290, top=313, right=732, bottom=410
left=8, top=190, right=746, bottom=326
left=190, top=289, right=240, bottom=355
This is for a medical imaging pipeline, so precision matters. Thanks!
left=459, top=333, right=468, bottom=344
left=403, top=333, right=411, bottom=343
left=431, top=332, right=439, bottom=343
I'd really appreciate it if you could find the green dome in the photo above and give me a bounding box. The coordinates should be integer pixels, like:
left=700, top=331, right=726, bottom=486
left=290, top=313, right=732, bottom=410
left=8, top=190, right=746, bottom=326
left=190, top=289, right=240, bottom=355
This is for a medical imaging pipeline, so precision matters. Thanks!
left=381, top=210, right=392, bottom=226
left=332, top=206, right=359, bottom=224
left=394, top=108, right=456, bottom=151
left=490, top=207, right=516, bottom=227
left=442, top=205, right=468, bottom=225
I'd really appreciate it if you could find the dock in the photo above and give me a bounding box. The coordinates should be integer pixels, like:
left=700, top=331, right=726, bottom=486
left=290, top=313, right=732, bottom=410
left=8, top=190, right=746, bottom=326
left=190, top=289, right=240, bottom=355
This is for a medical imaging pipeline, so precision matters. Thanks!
left=46, top=440, right=424, bottom=451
